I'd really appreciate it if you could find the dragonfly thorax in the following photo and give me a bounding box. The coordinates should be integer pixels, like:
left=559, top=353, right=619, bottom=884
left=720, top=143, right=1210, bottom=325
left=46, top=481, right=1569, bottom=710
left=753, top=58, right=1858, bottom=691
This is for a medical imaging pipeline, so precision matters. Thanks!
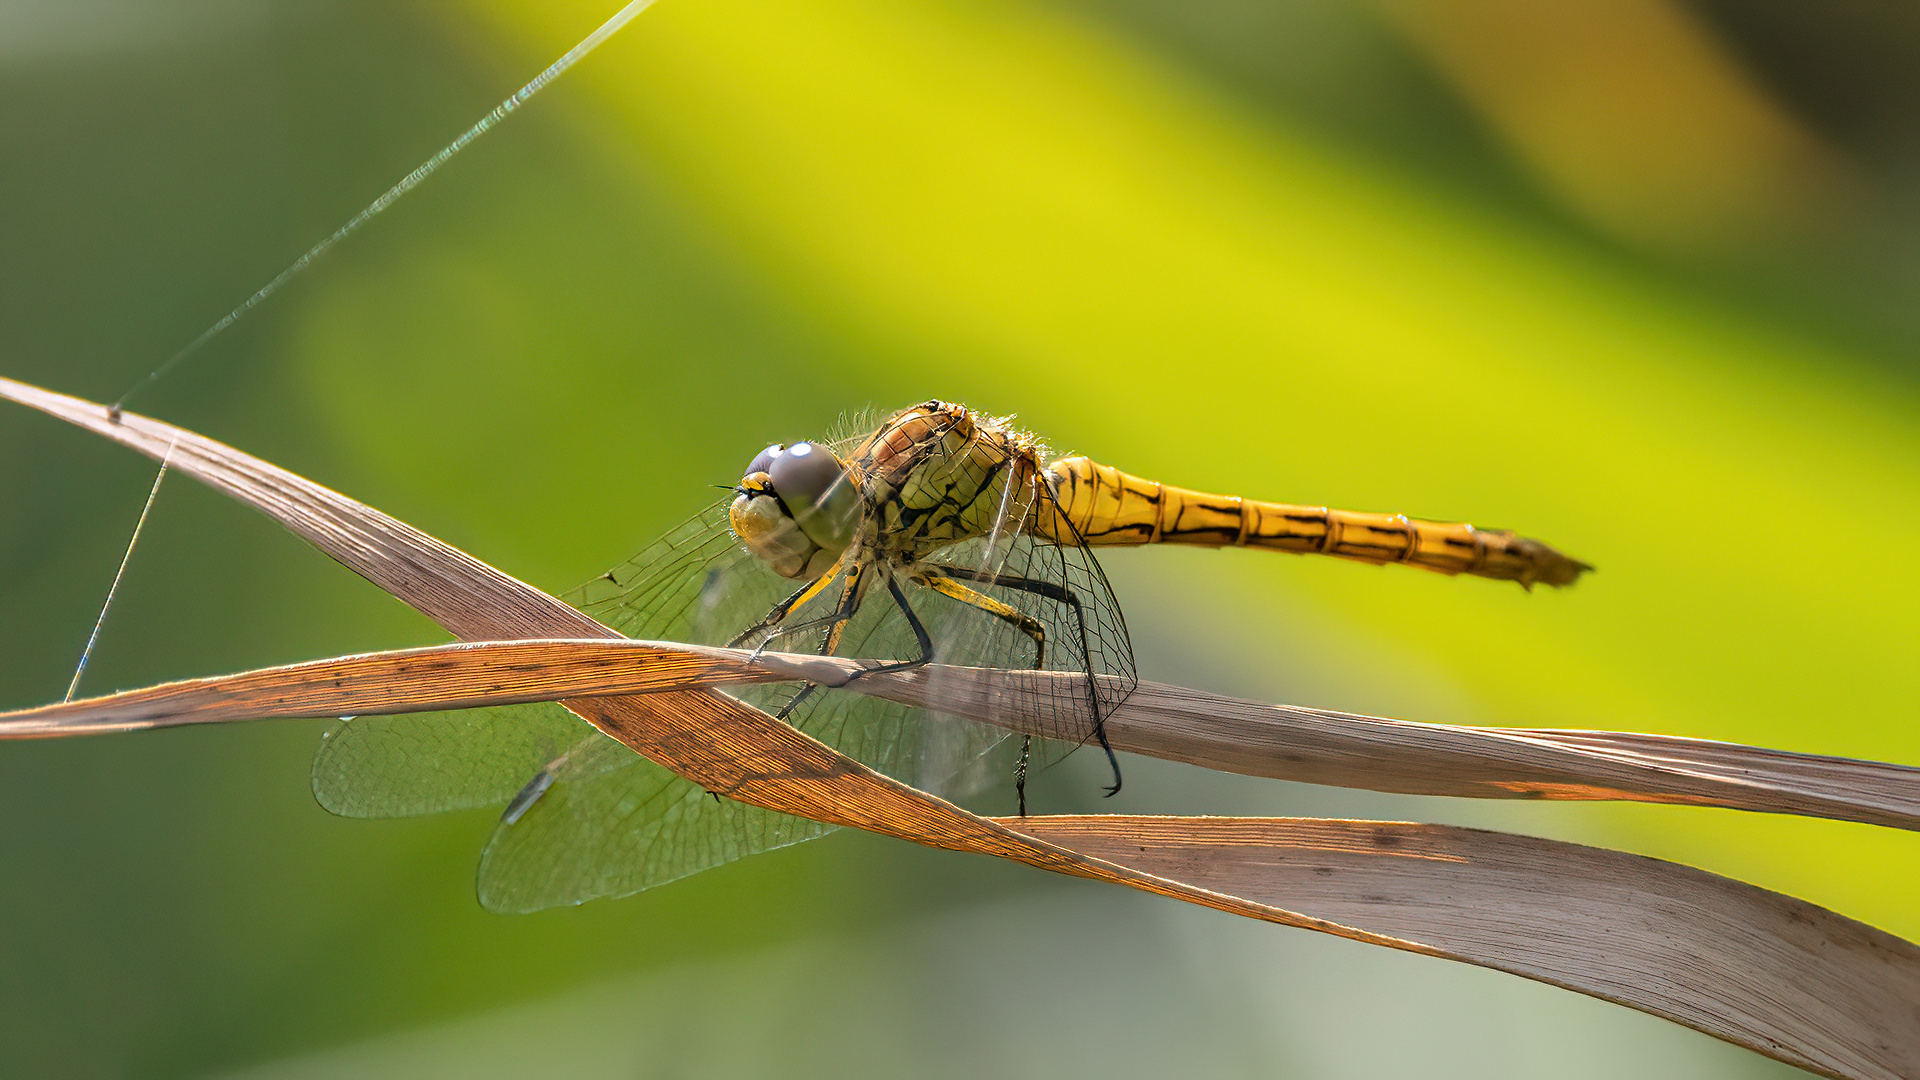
left=847, top=401, right=1048, bottom=563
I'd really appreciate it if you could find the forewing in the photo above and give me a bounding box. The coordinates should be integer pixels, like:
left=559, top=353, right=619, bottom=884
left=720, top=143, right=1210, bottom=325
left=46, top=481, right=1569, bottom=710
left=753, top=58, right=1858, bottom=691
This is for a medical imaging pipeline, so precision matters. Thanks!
left=313, top=491, right=994, bottom=908
left=565, top=499, right=791, bottom=644
left=309, top=500, right=764, bottom=820
left=471, top=609, right=916, bottom=910
left=312, top=703, right=628, bottom=818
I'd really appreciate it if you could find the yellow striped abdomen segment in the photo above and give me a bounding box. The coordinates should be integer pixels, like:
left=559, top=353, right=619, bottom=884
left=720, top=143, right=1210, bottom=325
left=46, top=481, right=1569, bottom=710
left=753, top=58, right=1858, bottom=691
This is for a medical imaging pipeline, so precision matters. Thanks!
left=1039, top=457, right=1590, bottom=589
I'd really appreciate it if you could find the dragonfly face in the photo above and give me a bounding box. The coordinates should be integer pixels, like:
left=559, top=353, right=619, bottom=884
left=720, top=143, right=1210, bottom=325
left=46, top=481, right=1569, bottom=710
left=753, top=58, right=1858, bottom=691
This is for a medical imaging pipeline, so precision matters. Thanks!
left=730, top=441, right=861, bottom=580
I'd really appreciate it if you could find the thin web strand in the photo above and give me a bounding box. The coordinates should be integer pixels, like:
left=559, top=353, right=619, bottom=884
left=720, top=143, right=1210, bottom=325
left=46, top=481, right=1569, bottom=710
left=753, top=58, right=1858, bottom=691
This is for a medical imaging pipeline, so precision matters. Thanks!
left=113, top=0, right=662, bottom=413
left=66, top=441, right=176, bottom=702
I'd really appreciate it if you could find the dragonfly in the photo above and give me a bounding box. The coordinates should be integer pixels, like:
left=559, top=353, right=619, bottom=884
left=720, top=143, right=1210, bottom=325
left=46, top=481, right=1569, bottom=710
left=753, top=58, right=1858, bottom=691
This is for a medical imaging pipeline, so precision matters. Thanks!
left=312, top=400, right=1589, bottom=912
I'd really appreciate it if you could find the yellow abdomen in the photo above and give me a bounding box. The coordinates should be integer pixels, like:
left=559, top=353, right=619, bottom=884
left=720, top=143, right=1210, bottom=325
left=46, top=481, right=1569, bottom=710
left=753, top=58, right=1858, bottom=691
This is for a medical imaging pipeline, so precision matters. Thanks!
left=1037, top=457, right=1590, bottom=589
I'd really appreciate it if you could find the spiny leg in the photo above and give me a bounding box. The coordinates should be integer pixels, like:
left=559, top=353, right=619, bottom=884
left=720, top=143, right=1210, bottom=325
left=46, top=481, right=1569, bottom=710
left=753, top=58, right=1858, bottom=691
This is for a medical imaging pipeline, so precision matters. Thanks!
left=816, top=561, right=867, bottom=656
left=1014, top=737, right=1031, bottom=817
left=845, top=574, right=935, bottom=679
left=729, top=561, right=845, bottom=654
left=729, top=580, right=818, bottom=651
left=920, top=573, right=1050, bottom=815
left=775, top=561, right=868, bottom=721
left=939, top=567, right=1123, bottom=800
left=781, top=570, right=940, bottom=721
left=920, top=574, right=1046, bottom=668
left=744, top=609, right=848, bottom=655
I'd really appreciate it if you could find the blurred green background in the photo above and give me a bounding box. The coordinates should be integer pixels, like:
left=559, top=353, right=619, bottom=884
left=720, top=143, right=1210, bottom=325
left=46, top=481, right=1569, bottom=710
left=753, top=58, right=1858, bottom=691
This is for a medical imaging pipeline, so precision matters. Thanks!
left=3, top=0, right=1917, bottom=1076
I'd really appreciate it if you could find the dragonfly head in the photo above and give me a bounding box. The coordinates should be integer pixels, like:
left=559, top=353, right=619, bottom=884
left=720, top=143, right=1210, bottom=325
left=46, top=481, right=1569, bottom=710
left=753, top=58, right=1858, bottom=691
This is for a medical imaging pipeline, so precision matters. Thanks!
left=730, top=441, right=861, bottom=580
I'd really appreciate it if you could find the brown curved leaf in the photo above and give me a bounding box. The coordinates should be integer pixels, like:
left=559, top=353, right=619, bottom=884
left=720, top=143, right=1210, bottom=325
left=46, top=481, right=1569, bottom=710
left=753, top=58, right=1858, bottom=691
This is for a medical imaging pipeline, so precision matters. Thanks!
left=857, top=666, right=1920, bottom=831
left=0, top=639, right=779, bottom=738
left=1013, top=815, right=1920, bottom=1080
left=5, top=641, right=1917, bottom=839
left=5, top=374, right=1917, bottom=1079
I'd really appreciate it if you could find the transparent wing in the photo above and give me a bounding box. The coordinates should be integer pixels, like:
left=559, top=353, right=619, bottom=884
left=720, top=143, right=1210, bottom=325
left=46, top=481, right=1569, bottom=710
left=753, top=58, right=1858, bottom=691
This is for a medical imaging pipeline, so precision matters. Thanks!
left=475, top=546, right=1022, bottom=910
left=309, top=500, right=752, bottom=820
left=566, top=499, right=789, bottom=644
left=477, top=752, right=832, bottom=913
left=311, top=703, right=630, bottom=818
left=313, top=496, right=997, bottom=909
left=313, top=468, right=1136, bottom=911
left=473, top=597, right=987, bottom=912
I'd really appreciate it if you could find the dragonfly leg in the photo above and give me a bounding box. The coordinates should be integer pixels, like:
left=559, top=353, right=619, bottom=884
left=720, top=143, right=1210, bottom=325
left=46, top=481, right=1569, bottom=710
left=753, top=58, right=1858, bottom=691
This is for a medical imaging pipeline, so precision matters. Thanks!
left=937, top=568, right=1123, bottom=799
left=919, top=575, right=1046, bottom=668
left=921, top=574, right=1050, bottom=815
left=779, top=570, right=933, bottom=721
left=1015, top=735, right=1031, bottom=816
left=746, top=609, right=846, bottom=657
left=729, top=561, right=845, bottom=653
left=840, top=573, right=935, bottom=680
left=816, top=561, right=866, bottom=656
left=774, top=683, right=820, bottom=721
left=775, top=562, right=870, bottom=721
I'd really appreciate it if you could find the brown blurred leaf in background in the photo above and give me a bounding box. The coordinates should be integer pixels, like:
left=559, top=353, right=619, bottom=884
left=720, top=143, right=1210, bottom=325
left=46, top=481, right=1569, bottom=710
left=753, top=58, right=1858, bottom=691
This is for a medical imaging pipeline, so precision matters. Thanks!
left=1375, top=0, right=1860, bottom=254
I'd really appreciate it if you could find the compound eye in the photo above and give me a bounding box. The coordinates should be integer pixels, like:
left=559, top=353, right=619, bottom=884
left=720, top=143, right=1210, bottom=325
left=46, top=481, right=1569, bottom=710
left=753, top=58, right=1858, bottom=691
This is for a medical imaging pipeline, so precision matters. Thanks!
left=769, top=441, right=859, bottom=551
left=745, top=443, right=784, bottom=478
left=767, top=442, right=837, bottom=503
